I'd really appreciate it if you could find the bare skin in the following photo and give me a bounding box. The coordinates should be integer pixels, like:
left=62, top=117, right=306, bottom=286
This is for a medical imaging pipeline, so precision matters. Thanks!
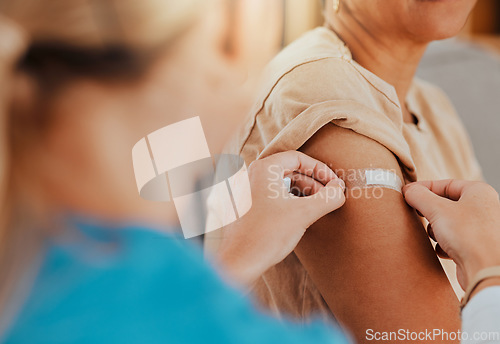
left=329, top=0, right=477, bottom=123
left=404, top=180, right=500, bottom=300
left=298, top=124, right=460, bottom=343
left=282, top=1, right=479, bottom=341
left=216, top=151, right=345, bottom=287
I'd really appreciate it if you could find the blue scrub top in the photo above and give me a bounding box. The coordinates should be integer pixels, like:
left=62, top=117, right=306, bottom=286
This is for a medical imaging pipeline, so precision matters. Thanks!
left=2, top=221, right=349, bottom=344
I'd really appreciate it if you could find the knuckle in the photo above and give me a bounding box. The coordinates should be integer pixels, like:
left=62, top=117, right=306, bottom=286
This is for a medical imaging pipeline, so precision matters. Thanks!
left=474, top=182, right=498, bottom=198
left=486, top=185, right=499, bottom=199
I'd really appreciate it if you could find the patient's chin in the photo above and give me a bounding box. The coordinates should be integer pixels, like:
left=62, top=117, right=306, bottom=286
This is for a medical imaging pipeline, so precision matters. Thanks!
left=406, top=19, right=469, bottom=43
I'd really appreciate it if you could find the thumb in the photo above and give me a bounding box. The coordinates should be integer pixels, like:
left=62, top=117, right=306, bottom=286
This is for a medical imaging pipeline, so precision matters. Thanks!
left=296, top=179, right=346, bottom=221
left=403, top=183, right=447, bottom=223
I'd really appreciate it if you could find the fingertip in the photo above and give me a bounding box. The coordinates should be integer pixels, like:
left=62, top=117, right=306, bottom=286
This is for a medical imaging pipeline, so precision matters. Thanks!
left=402, top=182, right=417, bottom=194
left=402, top=183, right=427, bottom=207
left=403, top=182, right=426, bottom=198
left=337, top=192, right=347, bottom=207
left=327, top=178, right=345, bottom=192
left=303, top=180, right=346, bottom=211
left=324, top=182, right=347, bottom=209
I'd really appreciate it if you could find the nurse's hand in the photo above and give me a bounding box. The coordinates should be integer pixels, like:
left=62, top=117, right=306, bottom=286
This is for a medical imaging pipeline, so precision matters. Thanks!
left=403, top=180, right=500, bottom=291
left=216, top=151, right=346, bottom=286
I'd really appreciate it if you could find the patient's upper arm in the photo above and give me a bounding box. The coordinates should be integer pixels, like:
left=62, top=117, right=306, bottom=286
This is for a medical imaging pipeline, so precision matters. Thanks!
left=297, top=124, right=460, bottom=344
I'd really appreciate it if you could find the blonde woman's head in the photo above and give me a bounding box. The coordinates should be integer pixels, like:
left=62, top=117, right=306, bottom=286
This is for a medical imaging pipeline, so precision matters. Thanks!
left=0, top=0, right=284, bottom=320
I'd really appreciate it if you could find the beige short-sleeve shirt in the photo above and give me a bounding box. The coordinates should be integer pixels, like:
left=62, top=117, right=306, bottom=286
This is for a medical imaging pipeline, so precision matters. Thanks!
left=206, top=27, right=482, bottom=321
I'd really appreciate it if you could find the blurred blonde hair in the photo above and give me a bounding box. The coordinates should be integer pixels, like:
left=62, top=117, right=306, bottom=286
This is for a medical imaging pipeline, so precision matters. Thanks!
left=0, top=0, right=204, bottom=326
left=1, top=0, right=204, bottom=48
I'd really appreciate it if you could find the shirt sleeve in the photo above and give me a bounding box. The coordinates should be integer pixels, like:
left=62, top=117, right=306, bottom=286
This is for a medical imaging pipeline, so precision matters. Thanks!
left=462, top=287, right=500, bottom=344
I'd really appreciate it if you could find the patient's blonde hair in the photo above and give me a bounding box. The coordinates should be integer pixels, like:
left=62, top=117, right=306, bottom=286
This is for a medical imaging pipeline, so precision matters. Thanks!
left=0, top=0, right=204, bottom=324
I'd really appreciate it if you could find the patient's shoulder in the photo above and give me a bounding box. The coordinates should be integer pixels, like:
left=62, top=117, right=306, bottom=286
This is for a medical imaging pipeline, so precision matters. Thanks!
left=256, top=28, right=401, bottom=123
left=267, top=58, right=399, bottom=119
left=234, top=28, right=412, bottom=173
left=237, top=59, right=412, bottom=170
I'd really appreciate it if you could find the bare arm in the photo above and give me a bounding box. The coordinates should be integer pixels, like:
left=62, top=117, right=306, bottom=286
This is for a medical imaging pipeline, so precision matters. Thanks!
left=296, top=124, right=460, bottom=343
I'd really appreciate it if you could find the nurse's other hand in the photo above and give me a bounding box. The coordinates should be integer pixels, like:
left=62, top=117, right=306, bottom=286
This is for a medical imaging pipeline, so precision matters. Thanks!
left=403, top=180, right=500, bottom=290
left=217, top=151, right=345, bottom=286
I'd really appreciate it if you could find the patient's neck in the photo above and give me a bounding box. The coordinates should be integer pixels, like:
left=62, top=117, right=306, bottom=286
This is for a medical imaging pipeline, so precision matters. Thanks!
left=329, top=15, right=428, bottom=122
